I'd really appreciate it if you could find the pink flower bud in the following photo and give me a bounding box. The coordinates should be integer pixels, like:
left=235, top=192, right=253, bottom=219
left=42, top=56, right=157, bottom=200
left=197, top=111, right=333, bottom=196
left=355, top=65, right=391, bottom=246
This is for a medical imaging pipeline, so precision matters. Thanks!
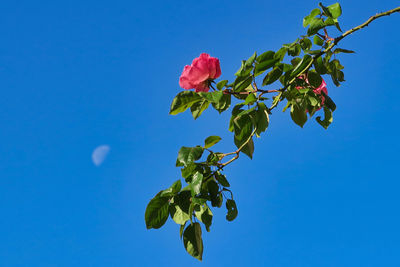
left=179, top=53, right=221, bottom=92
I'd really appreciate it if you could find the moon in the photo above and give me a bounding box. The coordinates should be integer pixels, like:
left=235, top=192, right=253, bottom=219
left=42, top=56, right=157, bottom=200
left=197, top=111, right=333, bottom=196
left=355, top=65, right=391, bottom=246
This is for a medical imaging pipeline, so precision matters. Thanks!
left=92, top=145, right=110, bottom=166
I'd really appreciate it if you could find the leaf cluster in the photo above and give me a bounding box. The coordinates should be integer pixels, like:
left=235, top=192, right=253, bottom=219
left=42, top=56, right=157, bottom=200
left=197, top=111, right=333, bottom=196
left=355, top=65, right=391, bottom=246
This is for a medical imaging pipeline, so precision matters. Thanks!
left=145, top=136, right=237, bottom=260
left=147, top=2, right=360, bottom=260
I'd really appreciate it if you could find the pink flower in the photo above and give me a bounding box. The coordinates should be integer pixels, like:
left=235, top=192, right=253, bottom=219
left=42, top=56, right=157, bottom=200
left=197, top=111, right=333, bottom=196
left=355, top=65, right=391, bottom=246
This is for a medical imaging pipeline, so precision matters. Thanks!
left=313, top=79, right=328, bottom=109
left=179, top=53, right=221, bottom=92
left=296, top=76, right=328, bottom=111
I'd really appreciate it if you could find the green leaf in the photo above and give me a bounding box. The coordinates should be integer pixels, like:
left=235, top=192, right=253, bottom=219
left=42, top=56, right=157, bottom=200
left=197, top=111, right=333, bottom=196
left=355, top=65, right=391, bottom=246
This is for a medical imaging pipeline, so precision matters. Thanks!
left=216, top=80, right=228, bottom=90
left=199, top=91, right=223, bottom=103
left=195, top=204, right=213, bottom=232
left=288, top=43, right=301, bottom=57
left=205, top=179, right=223, bottom=207
left=183, top=222, right=203, bottom=261
left=300, top=38, right=312, bottom=51
left=314, top=56, right=327, bottom=74
left=229, top=104, right=245, bottom=132
left=215, top=171, right=230, bottom=187
left=334, top=48, right=355, bottom=54
left=145, top=195, right=170, bottom=229
left=324, top=50, right=333, bottom=63
left=160, top=180, right=182, bottom=197
left=324, top=17, right=341, bottom=32
left=190, top=99, right=209, bottom=120
left=255, top=102, right=269, bottom=137
left=234, top=135, right=254, bottom=159
left=327, top=3, right=342, bottom=19
left=226, top=199, right=238, bottom=221
left=324, top=17, right=335, bottom=26
left=204, top=136, right=222, bottom=149
left=232, top=112, right=254, bottom=141
left=176, top=146, right=204, bottom=167
left=174, top=191, right=191, bottom=215
left=316, top=106, right=333, bottom=129
left=263, top=65, right=283, bottom=86
left=255, top=51, right=277, bottom=76
left=313, top=35, right=324, bottom=46
left=171, top=180, right=182, bottom=193
left=307, top=70, right=322, bottom=88
left=337, top=70, right=345, bottom=82
left=170, top=91, right=202, bottom=115
left=233, top=75, right=253, bottom=92
left=190, top=172, right=203, bottom=196
left=290, top=55, right=313, bottom=80
left=321, top=91, right=336, bottom=111
left=291, top=57, right=302, bottom=67
left=236, top=107, right=256, bottom=117
left=304, top=49, right=322, bottom=55
left=308, top=95, right=319, bottom=106
left=256, top=51, right=275, bottom=62
left=327, top=59, right=345, bottom=86
left=274, top=47, right=287, bottom=62
left=307, top=18, right=325, bottom=35
left=282, top=63, right=294, bottom=72
left=192, top=196, right=207, bottom=205
left=254, top=58, right=279, bottom=76
left=290, top=104, right=308, bottom=128
left=181, top=163, right=197, bottom=179
left=244, top=93, right=257, bottom=105
left=303, top=8, right=321, bottom=27
left=234, top=60, right=246, bottom=76
left=206, top=152, right=220, bottom=165
left=206, top=179, right=219, bottom=207
left=319, top=2, right=332, bottom=17
left=235, top=60, right=253, bottom=77
left=279, top=70, right=292, bottom=86
left=246, top=52, right=257, bottom=66
left=170, top=201, right=190, bottom=225
left=212, top=94, right=231, bottom=113
left=334, top=21, right=342, bottom=32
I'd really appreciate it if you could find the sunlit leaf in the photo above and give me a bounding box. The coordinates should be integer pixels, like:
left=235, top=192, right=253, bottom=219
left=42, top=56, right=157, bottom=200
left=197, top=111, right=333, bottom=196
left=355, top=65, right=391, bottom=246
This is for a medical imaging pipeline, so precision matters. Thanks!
left=183, top=223, right=203, bottom=261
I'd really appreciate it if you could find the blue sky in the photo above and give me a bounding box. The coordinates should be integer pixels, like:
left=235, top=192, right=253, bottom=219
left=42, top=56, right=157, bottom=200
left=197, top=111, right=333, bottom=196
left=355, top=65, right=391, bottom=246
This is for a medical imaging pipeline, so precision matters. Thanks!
left=0, top=0, right=399, bottom=266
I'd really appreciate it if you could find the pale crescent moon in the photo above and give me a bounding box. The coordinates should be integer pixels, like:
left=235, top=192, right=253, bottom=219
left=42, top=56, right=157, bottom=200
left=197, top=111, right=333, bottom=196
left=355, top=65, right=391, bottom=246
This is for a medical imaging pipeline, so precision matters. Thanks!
left=92, top=145, right=110, bottom=166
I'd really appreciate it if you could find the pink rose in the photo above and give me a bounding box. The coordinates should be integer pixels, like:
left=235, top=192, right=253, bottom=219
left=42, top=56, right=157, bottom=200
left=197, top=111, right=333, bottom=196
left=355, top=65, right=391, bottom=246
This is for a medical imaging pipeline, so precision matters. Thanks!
left=179, top=53, right=222, bottom=92
left=296, top=76, right=328, bottom=111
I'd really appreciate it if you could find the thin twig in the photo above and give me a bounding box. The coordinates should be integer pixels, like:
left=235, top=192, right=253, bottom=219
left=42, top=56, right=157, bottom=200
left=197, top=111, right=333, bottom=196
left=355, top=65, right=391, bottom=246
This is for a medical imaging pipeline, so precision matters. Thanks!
left=335, top=6, right=400, bottom=44
left=220, top=128, right=257, bottom=167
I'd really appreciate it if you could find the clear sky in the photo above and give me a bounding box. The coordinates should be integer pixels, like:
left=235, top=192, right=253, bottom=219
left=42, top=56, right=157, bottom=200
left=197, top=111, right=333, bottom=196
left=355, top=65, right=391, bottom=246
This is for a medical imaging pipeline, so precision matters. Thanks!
left=1, top=0, right=399, bottom=266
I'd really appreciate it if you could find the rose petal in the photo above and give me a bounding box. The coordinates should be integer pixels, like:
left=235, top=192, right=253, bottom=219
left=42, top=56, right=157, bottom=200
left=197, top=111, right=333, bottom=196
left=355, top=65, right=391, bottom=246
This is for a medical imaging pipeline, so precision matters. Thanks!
left=208, top=57, right=221, bottom=79
left=192, top=53, right=211, bottom=77
left=313, top=79, right=327, bottom=94
left=315, top=80, right=328, bottom=110
left=188, top=65, right=210, bottom=85
left=179, top=65, right=196, bottom=89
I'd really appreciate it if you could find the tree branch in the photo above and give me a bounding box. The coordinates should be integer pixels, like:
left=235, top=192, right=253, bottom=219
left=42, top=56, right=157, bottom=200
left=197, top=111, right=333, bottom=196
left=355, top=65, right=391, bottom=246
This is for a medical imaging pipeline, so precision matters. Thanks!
left=335, top=6, right=400, bottom=44
left=219, top=6, right=400, bottom=169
